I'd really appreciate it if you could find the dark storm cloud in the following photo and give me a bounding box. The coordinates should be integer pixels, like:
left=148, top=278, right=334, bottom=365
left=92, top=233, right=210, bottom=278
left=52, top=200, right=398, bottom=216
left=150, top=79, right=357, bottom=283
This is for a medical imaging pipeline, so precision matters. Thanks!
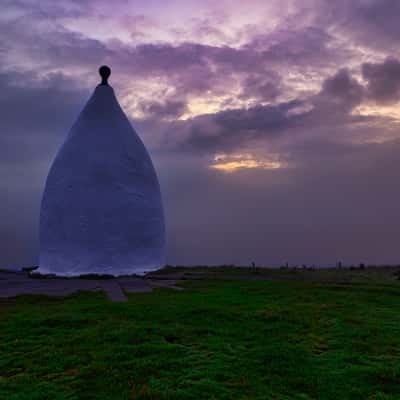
left=178, top=100, right=303, bottom=153
left=321, top=69, right=363, bottom=106
left=239, top=73, right=282, bottom=102
left=167, top=68, right=367, bottom=154
left=139, top=99, right=187, bottom=119
left=315, top=0, right=400, bottom=52
left=316, top=68, right=364, bottom=115
left=362, top=58, right=400, bottom=104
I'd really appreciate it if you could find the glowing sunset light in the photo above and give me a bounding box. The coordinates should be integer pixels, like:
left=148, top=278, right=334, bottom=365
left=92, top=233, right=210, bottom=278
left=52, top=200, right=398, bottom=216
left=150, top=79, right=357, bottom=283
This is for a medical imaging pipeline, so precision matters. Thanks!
left=211, top=153, right=283, bottom=172
left=353, top=104, right=400, bottom=121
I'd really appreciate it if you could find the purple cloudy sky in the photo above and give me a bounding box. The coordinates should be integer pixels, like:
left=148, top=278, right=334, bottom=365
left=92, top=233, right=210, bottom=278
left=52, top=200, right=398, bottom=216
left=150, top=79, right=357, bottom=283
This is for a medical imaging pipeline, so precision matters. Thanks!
left=2, top=0, right=400, bottom=268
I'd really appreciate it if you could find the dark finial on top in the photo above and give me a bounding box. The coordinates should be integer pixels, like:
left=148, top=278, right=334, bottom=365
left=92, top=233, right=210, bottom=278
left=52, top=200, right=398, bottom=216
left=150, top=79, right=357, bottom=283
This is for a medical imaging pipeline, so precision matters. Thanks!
left=99, top=65, right=111, bottom=86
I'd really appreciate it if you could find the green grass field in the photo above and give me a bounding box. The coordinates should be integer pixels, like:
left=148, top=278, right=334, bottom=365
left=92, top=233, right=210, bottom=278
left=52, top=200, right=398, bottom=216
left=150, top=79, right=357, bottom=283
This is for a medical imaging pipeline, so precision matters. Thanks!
left=1, top=268, right=400, bottom=399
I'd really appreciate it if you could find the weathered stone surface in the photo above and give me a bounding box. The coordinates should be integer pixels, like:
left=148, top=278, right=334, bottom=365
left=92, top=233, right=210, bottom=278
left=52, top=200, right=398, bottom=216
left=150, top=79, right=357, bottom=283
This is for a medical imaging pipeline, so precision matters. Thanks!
left=39, top=82, right=165, bottom=276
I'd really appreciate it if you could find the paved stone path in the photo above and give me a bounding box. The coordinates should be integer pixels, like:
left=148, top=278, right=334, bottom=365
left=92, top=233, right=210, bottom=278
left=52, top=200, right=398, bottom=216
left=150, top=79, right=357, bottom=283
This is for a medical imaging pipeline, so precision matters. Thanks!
left=0, top=270, right=181, bottom=302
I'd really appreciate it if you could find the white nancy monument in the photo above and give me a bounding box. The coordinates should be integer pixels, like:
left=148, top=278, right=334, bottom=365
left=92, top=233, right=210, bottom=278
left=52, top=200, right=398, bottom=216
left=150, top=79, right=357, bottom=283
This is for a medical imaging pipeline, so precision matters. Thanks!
left=39, top=66, right=165, bottom=276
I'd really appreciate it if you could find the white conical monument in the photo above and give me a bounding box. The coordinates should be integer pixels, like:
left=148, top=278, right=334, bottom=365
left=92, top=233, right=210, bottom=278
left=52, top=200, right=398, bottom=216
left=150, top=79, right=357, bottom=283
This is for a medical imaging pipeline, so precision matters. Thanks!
left=39, top=66, right=165, bottom=276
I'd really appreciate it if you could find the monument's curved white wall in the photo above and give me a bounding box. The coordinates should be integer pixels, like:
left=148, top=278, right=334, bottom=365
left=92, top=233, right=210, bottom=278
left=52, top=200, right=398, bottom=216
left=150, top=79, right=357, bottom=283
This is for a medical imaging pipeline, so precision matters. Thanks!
left=39, top=84, right=165, bottom=276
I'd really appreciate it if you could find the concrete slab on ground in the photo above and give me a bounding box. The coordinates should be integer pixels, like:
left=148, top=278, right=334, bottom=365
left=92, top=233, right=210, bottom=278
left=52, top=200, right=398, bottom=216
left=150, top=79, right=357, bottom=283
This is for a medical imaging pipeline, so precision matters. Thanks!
left=0, top=270, right=181, bottom=302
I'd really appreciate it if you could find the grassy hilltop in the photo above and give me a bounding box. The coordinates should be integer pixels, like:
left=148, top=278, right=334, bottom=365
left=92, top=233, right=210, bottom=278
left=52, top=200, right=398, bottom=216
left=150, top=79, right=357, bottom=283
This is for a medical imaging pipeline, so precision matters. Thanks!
left=1, top=266, right=400, bottom=399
